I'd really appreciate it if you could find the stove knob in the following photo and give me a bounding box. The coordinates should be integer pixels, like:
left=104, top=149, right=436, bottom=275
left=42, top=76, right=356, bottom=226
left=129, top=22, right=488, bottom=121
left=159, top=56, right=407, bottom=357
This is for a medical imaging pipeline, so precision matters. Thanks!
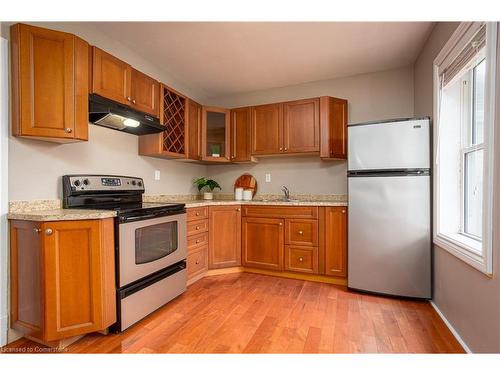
left=132, top=180, right=137, bottom=186
left=74, top=180, right=81, bottom=187
left=83, top=179, right=90, bottom=186
left=138, top=181, right=143, bottom=187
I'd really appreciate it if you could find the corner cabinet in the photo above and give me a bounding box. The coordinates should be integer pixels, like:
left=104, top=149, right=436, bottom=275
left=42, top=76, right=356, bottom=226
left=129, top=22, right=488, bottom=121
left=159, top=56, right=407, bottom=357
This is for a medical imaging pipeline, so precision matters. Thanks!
left=230, top=107, right=254, bottom=163
left=208, top=206, right=242, bottom=269
left=320, top=96, right=348, bottom=160
left=10, top=23, right=89, bottom=142
left=10, top=219, right=116, bottom=345
left=201, top=106, right=231, bottom=162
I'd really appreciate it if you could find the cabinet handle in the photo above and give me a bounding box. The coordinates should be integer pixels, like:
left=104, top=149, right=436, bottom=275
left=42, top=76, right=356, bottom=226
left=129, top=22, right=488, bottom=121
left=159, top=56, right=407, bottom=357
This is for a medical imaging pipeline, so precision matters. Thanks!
left=65, top=128, right=72, bottom=133
left=298, top=230, right=303, bottom=235
left=127, top=97, right=132, bottom=102
left=45, top=228, right=53, bottom=236
left=33, top=228, right=41, bottom=234
left=298, top=257, right=304, bottom=262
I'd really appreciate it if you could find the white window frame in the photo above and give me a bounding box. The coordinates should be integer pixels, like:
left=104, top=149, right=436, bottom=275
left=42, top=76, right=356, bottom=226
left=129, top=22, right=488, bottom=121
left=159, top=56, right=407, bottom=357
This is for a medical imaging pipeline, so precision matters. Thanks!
left=433, top=22, right=497, bottom=274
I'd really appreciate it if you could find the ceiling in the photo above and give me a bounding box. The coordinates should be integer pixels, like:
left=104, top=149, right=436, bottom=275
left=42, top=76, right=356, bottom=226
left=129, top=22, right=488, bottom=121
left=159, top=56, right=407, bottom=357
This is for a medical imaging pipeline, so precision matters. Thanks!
left=90, top=22, right=434, bottom=100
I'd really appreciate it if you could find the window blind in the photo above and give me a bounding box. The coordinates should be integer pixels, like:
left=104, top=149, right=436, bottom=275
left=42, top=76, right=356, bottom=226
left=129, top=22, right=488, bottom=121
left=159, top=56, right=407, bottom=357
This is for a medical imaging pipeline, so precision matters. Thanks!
left=441, top=23, right=486, bottom=87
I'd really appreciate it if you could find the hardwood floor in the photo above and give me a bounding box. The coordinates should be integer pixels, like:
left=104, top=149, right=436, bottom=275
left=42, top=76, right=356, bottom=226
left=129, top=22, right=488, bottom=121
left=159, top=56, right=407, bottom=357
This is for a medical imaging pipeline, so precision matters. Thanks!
left=6, top=273, right=464, bottom=353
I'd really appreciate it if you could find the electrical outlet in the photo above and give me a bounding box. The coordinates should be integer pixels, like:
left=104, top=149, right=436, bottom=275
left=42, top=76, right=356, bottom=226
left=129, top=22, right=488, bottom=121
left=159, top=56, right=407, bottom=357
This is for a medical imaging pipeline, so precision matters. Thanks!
left=154, top=170, right=161, bottom=181
left=265, top=173, right=271, bottom=183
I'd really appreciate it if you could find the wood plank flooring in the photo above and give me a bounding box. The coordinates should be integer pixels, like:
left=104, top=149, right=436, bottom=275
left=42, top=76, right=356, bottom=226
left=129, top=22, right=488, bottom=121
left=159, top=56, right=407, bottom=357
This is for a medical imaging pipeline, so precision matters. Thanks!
left=6, top=273, right=464, bottom=353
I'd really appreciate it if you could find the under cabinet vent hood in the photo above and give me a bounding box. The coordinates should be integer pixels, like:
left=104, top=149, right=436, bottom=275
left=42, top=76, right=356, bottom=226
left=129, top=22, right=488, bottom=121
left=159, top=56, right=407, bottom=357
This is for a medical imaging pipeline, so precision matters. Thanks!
left=89, top=94, right=165, bottom=135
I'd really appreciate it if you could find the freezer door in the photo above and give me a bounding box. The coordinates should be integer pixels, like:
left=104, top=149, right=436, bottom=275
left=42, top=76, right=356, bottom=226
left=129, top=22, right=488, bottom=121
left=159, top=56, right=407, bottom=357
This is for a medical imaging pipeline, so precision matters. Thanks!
left=348, top=175, right=431, bottom=298
left=348, top=119, right=430, bottom=171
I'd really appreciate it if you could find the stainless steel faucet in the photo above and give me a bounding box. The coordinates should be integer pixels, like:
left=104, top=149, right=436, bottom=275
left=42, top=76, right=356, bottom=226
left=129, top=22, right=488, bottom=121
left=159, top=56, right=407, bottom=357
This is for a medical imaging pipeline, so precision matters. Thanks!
left=281, top=185, right=290, bottom=200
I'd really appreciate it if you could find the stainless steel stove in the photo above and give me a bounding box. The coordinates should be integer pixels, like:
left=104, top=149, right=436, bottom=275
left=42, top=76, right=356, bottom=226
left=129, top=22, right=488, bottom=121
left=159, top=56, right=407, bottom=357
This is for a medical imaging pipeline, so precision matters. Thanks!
left=62, top=174, right=187, bottom=331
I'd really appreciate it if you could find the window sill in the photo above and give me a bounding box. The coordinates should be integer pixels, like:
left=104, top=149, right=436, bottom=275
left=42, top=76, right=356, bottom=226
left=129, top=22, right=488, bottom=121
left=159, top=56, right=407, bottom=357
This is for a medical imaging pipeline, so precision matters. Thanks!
left=434, top=232, right=491, bottom=275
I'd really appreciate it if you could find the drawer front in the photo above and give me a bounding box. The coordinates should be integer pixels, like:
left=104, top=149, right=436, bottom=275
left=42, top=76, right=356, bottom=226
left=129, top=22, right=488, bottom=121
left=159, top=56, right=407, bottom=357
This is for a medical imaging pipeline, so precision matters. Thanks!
left=285, top=219, right=318, bottom=246
left=187, top=206, right=208, bottom=222
left=187, top=219, right=208, bottom=236
left=187, top=245, right=208, bottom=279
left=242, top=205, right=318, bottom=219
left=285, top=245, right=318, bottom=274
left=188, top=232, right=208, bottom=251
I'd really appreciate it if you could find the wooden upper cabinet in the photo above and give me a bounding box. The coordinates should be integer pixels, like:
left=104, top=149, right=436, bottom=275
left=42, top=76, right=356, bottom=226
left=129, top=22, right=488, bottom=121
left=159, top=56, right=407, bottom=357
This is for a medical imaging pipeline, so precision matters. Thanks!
left=322, top=207, right=347, bottom=277
left=11, top=23, right=89, bottom=142
left=130, top=68, right=160, bottom=117
left=91, top=47, right=131, bottom=105
left=10, top=219, right=116, bottom=344
left=201, top=106, right=231, bottom=162
left=320, top=96, right=348, bottom=160
left=251, top=103, right=283, bottom=155
left=208, top=206, right=242, bottom=269
left=230, top=107, right=254, bottom=163
left=283, top=98, right=320, bottom=153
left=242, top=217, right=284, bottom=271
left=187, top=99, right=202, bottom=161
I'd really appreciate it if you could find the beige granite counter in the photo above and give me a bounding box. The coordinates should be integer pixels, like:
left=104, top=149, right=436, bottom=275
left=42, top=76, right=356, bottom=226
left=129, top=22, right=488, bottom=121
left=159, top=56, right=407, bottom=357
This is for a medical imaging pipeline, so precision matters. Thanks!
left=8, top=209, right=117, bottom=222
left=181, top=199, right=347, bottom=208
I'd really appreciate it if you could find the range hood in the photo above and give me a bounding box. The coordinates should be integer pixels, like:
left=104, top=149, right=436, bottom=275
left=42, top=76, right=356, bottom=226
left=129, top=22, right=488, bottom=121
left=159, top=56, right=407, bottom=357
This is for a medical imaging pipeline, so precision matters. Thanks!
left=89, top=94, right=165, bottom=135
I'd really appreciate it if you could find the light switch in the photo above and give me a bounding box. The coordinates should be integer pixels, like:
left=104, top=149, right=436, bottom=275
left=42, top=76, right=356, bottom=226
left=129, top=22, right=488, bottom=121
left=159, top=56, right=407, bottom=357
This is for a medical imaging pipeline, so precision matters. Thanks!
left=265, top=173, right=271, bottom=182
left=154, top=170, right=161, bottom=180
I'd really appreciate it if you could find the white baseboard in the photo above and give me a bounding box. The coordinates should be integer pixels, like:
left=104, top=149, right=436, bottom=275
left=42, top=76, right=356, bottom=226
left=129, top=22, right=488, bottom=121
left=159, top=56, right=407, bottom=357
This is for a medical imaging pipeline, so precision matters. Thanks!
left=0, top=313, right=7, bottom=347
left=430, top=301, right=472, bottom=353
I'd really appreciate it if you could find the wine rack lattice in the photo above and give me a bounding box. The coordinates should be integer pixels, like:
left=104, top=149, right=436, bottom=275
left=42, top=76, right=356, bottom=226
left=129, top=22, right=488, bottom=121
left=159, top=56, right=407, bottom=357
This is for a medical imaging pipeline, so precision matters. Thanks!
left=162, top=87, right=186, bottom=155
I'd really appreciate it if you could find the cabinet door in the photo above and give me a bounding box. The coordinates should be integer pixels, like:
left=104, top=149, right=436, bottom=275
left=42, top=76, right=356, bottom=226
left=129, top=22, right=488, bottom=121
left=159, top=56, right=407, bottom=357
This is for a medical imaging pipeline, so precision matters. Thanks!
left=323, top=207, right=347, bottom=277
left=320, top=96, right=348, bottom=159
left=42, top=220, right=113, bottom=341
left=283, top=98, right=320, bottom=153
left=201, top=106, right=230, bottom=162
left=251, top=103, right=283, bottom=155
left=208, top=206, right=242, bottom=269
left=242, top=217, right=284, bottom=271
left=92, top=47, right=131, bottom=105
left=11, top=23, right=89, bottom=141
left=230, top=107, right=253, bottom=162
left=10, top=221, right=43, bottom=339
left=131, top=68, right=160, bottom=117
left=187, top=99, right=202, bottom=160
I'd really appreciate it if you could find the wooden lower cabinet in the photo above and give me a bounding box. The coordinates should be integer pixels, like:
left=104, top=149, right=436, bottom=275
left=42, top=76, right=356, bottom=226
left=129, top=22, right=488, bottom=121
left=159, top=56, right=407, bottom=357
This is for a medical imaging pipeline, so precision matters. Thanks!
left=285, top=245, right=318, bottom=274
left=242, top=217, right=284, bottom=271
left=186, top=207, right=209, bottom=283
left=321, top=207, right=348, bottom=277
left=208, top=206, right=241, bottom=269
left=187, top=245, right=208, bottom=280
left=10, top=219, right=116, bottom=344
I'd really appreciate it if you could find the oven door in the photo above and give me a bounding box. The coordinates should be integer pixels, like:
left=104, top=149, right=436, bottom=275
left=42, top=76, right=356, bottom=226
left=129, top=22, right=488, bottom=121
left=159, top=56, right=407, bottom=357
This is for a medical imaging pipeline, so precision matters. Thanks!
left=118, top=213, right=187, bottom=287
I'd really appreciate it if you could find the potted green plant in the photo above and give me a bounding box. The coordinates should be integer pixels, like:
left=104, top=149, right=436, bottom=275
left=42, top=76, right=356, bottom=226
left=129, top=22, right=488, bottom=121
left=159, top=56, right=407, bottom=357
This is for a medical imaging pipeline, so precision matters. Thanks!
left=194, top=177, right=221, bottom=200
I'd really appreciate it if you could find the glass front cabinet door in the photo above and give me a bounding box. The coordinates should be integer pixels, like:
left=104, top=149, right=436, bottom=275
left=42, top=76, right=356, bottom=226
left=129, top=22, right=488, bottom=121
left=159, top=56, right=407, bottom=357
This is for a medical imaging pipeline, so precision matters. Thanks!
left=201, top=106, right=231, bottom=162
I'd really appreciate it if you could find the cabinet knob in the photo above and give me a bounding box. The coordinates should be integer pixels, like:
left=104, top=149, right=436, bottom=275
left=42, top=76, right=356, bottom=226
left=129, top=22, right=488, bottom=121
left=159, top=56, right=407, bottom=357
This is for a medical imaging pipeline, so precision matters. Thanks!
left=342, top=209, right=346, bottom=214
left=279, top=147, right=283, bottom=151
left=298, top=230, right=303, bottom=235
left=196, top=239, right=200, bottom=243
left=196, top=226, right=200, bottom=230
left=132, top=99, right=136, bottom=104
left=45, top=228, right=53, bottom=236
left=237, top=208, right=241, bottom=212
left=232, top=155, right=235, bottom=158
left=298, top=257, right=304, bottom=262
left=65, top=128, right=72, bottom=133
left=279, top=222, right=283, bottom=226
left=33, top=228, right=41, bottom=234
left=195, top=212, right=200, bottom=216
left=195, top=260, right=199, bottom=265
left=127, top=97, right=132, bottom=102
left=284, top=147, right=288, bottom=151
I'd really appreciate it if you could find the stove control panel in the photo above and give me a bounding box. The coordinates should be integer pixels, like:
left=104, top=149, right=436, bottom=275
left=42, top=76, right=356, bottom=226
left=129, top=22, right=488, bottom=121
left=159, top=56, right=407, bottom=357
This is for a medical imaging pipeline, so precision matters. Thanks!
left=64, top=175, right=144, bottom=192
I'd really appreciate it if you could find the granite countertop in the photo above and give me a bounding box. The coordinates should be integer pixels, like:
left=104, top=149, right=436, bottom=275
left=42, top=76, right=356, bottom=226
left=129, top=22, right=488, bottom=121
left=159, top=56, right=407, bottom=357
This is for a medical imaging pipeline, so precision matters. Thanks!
left=8, top=194, right=347, bottom=221
left=7, top=209, right=117, bottom=222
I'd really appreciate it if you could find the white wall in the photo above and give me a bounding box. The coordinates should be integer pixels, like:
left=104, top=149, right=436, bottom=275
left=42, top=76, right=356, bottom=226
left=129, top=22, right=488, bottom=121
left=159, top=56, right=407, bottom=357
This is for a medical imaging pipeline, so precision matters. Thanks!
left=207, top=66, right=414, bottom=195
left=3, top=22, right=208, bottom=201
left=414, top=22, right=500, bottom=353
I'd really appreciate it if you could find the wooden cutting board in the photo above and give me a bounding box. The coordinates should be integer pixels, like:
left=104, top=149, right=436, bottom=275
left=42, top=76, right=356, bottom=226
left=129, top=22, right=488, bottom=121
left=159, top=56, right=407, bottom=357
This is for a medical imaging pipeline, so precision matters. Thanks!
left=234, top=174, right=257, bottom=197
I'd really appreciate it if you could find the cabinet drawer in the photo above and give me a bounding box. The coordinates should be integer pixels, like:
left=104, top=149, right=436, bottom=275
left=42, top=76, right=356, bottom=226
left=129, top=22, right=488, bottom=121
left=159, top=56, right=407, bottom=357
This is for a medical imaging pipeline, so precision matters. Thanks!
left=187, top=219, right=208, bottom=236
left=187, top=245, right=208, bottom=279
left=285, top=219, right=318, bottom=246
left=285, top=245, right=318, bottom=274
left=187, top=206, right=208, bottom=222
left=242, top=205, right=318, bottom=219
left=188, top=232, right=208, bottom=251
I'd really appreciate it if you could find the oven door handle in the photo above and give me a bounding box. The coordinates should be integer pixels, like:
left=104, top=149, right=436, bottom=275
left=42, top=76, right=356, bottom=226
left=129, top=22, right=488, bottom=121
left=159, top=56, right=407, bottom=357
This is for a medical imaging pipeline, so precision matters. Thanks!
left=122, top=213, right=159, bottom=222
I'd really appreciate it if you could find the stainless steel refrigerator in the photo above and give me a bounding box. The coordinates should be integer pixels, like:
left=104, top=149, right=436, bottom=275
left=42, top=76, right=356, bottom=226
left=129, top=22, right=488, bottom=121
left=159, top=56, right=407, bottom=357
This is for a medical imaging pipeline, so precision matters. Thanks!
left=347, top=117, right=431, bottom=299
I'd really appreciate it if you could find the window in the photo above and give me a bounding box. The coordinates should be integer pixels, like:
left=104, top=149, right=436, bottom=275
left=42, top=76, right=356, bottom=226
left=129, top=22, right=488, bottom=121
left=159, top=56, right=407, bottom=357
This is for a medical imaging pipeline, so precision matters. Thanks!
left=434, top=22, right=497, bottom=274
